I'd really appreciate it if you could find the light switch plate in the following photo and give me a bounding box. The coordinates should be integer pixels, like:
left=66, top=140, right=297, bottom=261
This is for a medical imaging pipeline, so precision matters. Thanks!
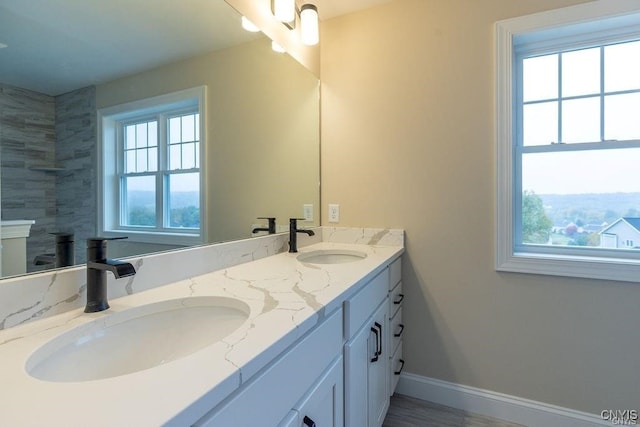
left=328, top=204, right=340, bottom=223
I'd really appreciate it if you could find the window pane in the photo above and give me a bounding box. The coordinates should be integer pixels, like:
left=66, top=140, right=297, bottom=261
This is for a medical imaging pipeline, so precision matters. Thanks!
left=182, top=143, right=196, bottom=169
left=148, top=147, right=158, bottom=171
left=523, top=54, right=558, bottom=102
left=195, top=113, right=200, bottom=140
left=167, top=173, right=200, bottom=229
left=125, top=150, right=136, bottom=173
left=522, top=148, right=640, bottom=247
left=136, top=149, right=148, bottom=172
left=148, top=121, right=158, bottom=147
left=169, top=144, right=181, bottom=170
left=562, top=47, right=600, bottom=97
left=605, top=40, right=640, bottom=92
left=605, top=92, right=640, bottom=141
left=125, top=125, right=136, bottom=149
left=169, top=117, right=181, bottom=144
left=523, top=101, right=558, bottom=146
left=181, top=115, right=195, bottom=142
left=136, top=123, right=148, bottom=148
left=124, top=176, right=156, bottom=226
left=562, top=97, right=600, bottom=143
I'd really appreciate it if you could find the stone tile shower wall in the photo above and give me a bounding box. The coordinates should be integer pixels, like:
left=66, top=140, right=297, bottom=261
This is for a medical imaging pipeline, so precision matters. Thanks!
left=54, top=86, right=97, bottom=266
left=0, top=84, right=97, bottom=273
left=0, top=83, right=57, bottom=271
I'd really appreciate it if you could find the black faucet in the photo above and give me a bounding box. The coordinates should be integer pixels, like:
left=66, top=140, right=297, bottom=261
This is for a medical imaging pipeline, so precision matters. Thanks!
left=289, top=218, right=315, bottom=253
left=252, top=217, right=277, bottom=234
left=85, top=237, right=136, bottom=313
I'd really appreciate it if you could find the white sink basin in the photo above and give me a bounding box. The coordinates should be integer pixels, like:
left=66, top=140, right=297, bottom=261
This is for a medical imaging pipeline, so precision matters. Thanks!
left=26, top=296, right=250, bottom=382
left=297, top=249, right=367, bottom=264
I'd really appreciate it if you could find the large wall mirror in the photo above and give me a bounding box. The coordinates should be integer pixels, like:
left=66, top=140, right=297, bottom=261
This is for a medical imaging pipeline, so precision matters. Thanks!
left=0, top=0, right=320, bottom=278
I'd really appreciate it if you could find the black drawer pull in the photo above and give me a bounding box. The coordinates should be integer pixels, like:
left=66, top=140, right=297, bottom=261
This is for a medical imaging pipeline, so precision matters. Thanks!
left=394, top=324, right=404, bottom=337
left=394, top=294, right=405, bottom=305
left=374, top=322, right=383, bottom=357
left=394, top=359, right=405, bottom=375
left=370, top=326, right=379, bottom=362
left=303, top=416, right=316, bottom=427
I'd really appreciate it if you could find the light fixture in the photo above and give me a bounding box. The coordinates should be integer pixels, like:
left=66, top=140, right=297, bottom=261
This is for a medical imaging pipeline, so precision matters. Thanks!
left=241, top=16, right=260, bottom=33
left=270, top=2, right=320, bottom=47
left=273, top=0, right=295, bottom=24
left=300, top=4, right=319, bottom=46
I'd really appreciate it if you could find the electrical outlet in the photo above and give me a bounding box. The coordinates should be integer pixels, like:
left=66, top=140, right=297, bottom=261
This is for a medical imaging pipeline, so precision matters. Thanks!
left=303, top=204, right=313, bottom=221
left=328, top=204, right=340, bottom=223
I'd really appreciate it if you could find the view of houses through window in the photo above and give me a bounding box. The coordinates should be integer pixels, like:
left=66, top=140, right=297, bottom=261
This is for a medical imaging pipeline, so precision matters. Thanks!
left=519, top=39, right=640, bottom=250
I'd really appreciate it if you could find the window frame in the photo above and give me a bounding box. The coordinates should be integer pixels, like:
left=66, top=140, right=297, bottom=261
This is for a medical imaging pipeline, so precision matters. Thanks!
left=495, top=1, right=640, bottom=283
left=98, top=86, right=207, bottom=246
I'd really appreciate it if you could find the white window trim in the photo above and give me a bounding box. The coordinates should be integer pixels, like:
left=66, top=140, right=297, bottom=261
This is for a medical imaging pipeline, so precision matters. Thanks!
left=495, top=0, right=640, bottom=283
left=97, top=86, right=207, bottom=246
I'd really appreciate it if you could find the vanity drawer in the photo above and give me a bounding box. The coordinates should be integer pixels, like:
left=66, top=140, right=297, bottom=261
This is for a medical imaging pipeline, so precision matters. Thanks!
left=344, top=268, right=389, bottom=339
left=196, top=309, right=342, bottom=427
left=389, top=257, right=401, bottom=290
left=389, top=307, right=403, bottom=356
left=389, top=281, right=403, bottom=319
left=390, top=341, right=404, bottom=395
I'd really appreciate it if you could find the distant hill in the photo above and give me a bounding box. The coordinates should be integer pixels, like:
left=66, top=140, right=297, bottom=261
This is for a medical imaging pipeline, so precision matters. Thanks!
left=128, top=191, right=199, bottom=209
left=538, top=192, right=640, bottom=227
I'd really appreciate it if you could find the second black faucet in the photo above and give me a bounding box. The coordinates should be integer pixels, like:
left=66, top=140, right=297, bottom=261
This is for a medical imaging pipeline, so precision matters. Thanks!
left=289, top=218, right=315, bottom=253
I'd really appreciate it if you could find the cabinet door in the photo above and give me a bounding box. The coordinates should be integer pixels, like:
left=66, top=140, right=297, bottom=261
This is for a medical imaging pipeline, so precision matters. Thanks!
left=294, top=356, right=344, bottom=427
left=344, top=323, right=369, bottom=426
left=368, top=301, right=389, bottom=427
left=344, top=301, right=389, bottom=427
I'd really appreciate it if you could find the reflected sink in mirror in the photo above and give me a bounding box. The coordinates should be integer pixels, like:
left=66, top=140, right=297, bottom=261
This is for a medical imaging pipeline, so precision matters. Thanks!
left=297, top=249, right=367, bottom=264
left=26, top=297, right=250, bottom=382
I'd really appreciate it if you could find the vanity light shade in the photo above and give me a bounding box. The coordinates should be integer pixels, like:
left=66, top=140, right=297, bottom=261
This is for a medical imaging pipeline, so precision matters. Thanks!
left=273, top=0, right=295, bottom=23
left=241, top=16, right=260, bottom=32
left=272, top=40, right=286, bottom=53
left=300, top=4, right=319, bottom=46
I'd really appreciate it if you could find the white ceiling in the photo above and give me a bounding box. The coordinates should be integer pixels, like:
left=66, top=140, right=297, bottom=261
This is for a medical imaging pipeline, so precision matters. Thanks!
left=0, top=0, right=391, bottom=96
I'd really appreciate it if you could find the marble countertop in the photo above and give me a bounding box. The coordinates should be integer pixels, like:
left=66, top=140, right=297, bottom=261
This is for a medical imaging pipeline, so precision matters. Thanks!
left=0, top=241, right=403, bottom=426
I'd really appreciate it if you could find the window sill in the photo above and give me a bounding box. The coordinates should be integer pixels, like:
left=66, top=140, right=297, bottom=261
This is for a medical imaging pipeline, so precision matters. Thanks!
left=101, top=229, right=203, bottom=247
left=496, top=251, right=640, bottom=283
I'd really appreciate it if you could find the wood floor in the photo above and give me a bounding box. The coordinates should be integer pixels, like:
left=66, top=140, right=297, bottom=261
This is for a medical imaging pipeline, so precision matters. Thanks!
left=383, top=394, right=526, bottom=427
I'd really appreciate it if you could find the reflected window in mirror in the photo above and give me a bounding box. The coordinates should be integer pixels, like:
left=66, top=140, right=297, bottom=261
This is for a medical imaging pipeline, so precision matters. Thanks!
left=99, top=87, right=206, bottom=246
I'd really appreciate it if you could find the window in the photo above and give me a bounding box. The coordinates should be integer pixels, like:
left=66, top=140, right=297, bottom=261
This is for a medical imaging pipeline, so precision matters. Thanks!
left=99, top=87, right=206, bottom=245
left=496, top=3, right=640, bottom=282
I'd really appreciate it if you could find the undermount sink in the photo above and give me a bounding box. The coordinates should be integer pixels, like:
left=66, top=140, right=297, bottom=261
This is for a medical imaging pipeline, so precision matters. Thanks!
left=297, top=249, right=367, bottom=264
left=26, top=296, right=250, bottom=382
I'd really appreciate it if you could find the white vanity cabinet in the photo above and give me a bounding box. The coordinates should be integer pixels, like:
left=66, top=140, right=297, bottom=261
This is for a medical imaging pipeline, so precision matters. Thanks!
left=388, top=257, right=405, bottom=394
left=344, top=268, right=390, bottom=427
left=194, top=308, right=343, bottom=427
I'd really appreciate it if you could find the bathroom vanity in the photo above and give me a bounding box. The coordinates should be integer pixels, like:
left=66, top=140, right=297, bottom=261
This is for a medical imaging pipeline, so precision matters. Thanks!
left=0, top=227, right=403, bottom=426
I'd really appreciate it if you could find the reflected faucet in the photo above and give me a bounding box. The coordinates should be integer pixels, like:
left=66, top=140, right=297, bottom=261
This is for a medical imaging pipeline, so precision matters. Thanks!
left=252, top=217, right=276, bottom=234
left=33, top=232, right=76, bottom=268
left=289, top=218, right=315, bottom=253
left=85, top=237, right=136, bottom=313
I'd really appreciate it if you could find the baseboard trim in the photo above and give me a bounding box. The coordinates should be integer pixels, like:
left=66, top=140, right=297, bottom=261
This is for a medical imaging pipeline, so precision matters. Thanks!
left=396, top=372, right=608, bottom=427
